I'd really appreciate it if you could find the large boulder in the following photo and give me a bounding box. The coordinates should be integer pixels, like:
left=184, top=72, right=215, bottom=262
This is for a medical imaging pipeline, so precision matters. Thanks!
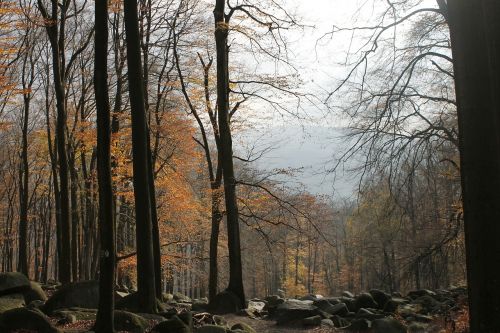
left=210, top=290, right=241, bottom=314
left=329, top=302, right=349, bottom=316
left=0, top=307, right=62, bottom=333
left=0, top=294, right=25, bottom=313
left=354, top=292, right=378, bottom=311
left=173, top=292, right=192, bottom=303
left=116, top=292, right=167, bottom=313
left=25, top=281, right=48, bottom=304
left=263, top=295, right=284, bottom=315
left=369, top=289, right=391, bottom=309
left=115, top=310, right=149, bottom=333
left=274, top=299, right=320, bottom=325
left=372, top=317, right=407, bottom=333
left=384, top=297, right=408, bottom=313
left=0, top=272, right=30, bottom=296
left=43, top=280, right=99, bottom=314
left=313, top=299, right=336, bottom=313
left=151, top=315, right=191, bottom=333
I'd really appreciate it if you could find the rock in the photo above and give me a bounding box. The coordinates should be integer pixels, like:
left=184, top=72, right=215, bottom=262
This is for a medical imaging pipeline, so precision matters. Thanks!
left=277, top=289, right=286, bottom=298
left=28, top=299, right=46, bottom=310
left=372, top=317, right=407, bottom=333
left=263, top=295, right=284, bottom=315
left=174, top=292, right=192, bottom=303
left=384, top=297, right=408, bottom=313
left=192, top=298, right=209, bottom=311
left=369, top=289, right=391, bottom=309
left=331, top=315, right=350, bottom=328
left=302, top=315, right=322, bottom=326
left=247, top=300, right=265, bottom=312
left=398, top=303, right=421, bottom=318
left=24, top=281, right=48, bottom=304
left=0, top=307, right=62, bottom=333
left=53, top=307, right=98, bottom=321
left=162, top=293, right=174, bottom=302
left=347, top=318, right=371, bottom=331
left=178, top=311, right=193, bottom=329
left=137, top=312, right=167, bottom=323
left=299, top=294, right=319, bottom=301
left=116, top=292, right=166, bottom=313
left=408, top=322, right=428, bottom=333
left=329, top=302, right=349, bottom=316
left=115, top=310, right=149, bottom=333
left=354, top=292, right=378, bottom=311
left=0, top=272, right=30, bottom=296
left=313, top=299, right=336, bottom=313
left=115, top=290, right=130, bottom=301
left=210, top=290, right=241, bottom=314
left=321, top=318, right=335, bottom=327
left=408, top=289, right=436, bottom=300
left=43, top=280, right=99, bottom=314
left=0, top=294, right=25, bottom=313
left=275, top=299, right=319, bottom=325
left=57, top=313, right=77, bottom=325
left=356, top=308, right=386, bottom=320
left=414, top=295, right=440, bottom=314
left=342, top=291, right=355, bottom=298
left=196, top=325, right=227, bottom=333
left=213, top=314, right=227, bottom=326
left=231, top=322, right=256, bottom=333
left=340, top=296, right=357, bottom=312
left=151, top=315, right=191, bottom=333
left=323, top=297, right=340, bottom=305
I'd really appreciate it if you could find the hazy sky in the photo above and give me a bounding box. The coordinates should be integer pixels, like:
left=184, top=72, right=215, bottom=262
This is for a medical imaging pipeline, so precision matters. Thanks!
left=234, top=1, right=371, bottom=199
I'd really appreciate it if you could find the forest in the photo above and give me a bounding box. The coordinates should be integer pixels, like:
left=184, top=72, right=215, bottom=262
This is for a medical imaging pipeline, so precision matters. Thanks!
left=0, top=0, right=498, bottom=332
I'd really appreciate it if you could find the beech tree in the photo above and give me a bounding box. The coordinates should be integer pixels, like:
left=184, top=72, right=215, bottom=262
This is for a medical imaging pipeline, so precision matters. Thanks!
left=94, top=0, right=115, bottom=329
left=447, top=1, right=500, bottom=332
left=123, top=0, right=158, bottom=312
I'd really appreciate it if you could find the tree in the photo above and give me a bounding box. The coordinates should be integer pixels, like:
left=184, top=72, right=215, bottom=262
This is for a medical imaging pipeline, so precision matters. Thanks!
left=123, top=0, right=157, bottom=313
left=94, top=0, right=115, bottom=329
left=213, top=0, right=245, bottom=308
left=447, top=1, right=500, bottom=332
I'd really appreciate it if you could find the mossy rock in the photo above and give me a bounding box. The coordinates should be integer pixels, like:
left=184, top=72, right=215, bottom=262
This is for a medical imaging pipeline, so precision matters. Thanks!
left=196, top=325, right=228, bottom=333
left=0, top=307, right=62, bottom=333
left=53, top=307, right=98, bottom=321
left=43, top=280, right=99, bottom=314
left=0, top=294, right=25, bottom=313
left=151, top=315, right=191, bottom=333
left=115, top=310, right=149, bottom=333
left=0, top=272, right=30, bottom=296
left=25, top=281, right=48, bottom=304
left=231, top=322, right=256, bottom=333
left=116, top=292, right=167, bottom=313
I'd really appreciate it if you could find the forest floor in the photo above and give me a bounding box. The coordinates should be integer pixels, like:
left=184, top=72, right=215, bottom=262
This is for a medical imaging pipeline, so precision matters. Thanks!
left=50, top=308, right=469, bottom=333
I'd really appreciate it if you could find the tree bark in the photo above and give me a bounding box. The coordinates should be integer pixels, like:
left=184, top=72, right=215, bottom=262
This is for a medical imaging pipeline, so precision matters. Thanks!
left=447, top=1, right=500, bottom=332
left=94, top=0, right=116, bottom=329
left=123, top=0, right=157, bottom=313
left=213, top=0, right=245, bottom=308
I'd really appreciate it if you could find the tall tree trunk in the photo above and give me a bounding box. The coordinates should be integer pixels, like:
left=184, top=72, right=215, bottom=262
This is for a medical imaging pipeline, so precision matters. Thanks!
left=447, top=1, right=500, bottom=332
left=209, top=189, right=223, bottom=302
left=37, top=0, right=72, bottom=284
left=213, top=0, right=245, bottom=309
left=94, top=0, right=116, bottom=329
left=123, top=0, right=157, bottom=313
left=18, top=60, right=31, bottom=277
